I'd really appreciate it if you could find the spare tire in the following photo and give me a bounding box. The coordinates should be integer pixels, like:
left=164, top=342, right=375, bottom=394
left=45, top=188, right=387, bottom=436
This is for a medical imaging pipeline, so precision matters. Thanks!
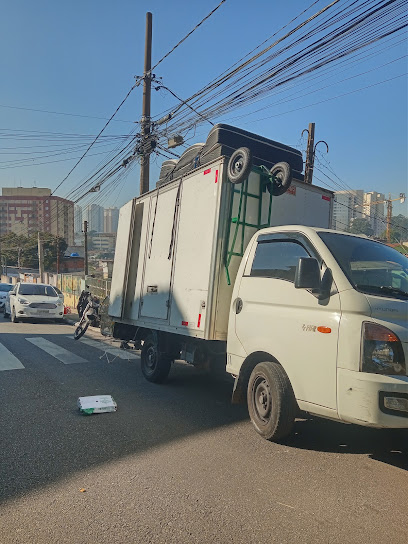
left=267, top=161, right=292, bottom=196
left=227, top=147, right=252, bottom=184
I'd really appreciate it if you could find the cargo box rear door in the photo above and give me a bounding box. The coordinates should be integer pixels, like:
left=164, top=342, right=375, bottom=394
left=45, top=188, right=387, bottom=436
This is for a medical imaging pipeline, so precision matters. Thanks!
left=109, top=199, right=135, bottom=318
left=139, top=185, right=179, bottom=320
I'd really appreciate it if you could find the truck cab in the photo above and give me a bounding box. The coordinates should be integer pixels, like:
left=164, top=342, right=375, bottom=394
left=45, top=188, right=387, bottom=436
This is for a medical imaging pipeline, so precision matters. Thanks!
left=227, top=226, right=408, bottom=440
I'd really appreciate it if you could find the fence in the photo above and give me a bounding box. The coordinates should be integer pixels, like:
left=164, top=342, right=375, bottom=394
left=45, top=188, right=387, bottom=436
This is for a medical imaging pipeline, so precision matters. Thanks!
left=56, top=274, right=111, bottom=312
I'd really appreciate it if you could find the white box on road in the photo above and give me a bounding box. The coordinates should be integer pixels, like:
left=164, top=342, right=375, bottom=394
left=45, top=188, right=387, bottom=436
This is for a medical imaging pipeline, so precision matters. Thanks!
left=78, top=395, right=117, bottom=415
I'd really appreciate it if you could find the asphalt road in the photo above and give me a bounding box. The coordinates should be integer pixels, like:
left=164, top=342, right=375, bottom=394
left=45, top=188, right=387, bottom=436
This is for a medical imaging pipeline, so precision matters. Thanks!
left=0, top=318, right=407, bottom=544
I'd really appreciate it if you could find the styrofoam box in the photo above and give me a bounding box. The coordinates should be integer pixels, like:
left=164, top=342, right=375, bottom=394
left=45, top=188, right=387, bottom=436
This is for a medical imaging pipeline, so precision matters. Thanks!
left=78, top=395, right=117, bottom=415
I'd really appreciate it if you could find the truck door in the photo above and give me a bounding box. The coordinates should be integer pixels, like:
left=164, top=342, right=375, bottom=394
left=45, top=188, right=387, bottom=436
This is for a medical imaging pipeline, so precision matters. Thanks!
left=234, top=232, right=340, bottom=410
left=139, top=185, right=179, bottom=320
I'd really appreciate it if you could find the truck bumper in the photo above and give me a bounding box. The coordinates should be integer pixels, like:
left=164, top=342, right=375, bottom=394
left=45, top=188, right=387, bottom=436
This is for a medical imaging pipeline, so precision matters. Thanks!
left=337, top=368, right=408, bottom=428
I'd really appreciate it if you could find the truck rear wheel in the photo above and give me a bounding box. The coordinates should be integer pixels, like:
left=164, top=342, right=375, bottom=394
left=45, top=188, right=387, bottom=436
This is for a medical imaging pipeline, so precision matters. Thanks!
left=247, top=361, right=296, bottom=441
left=141, top=334, right=172, bottom=383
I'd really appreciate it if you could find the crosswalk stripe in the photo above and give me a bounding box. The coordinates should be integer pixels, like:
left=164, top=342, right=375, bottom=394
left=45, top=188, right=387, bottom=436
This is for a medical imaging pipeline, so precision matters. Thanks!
left=26, top=337, right=88, bottom=364
left=0, top=342, right=25, bottom=371
left=67, top=336, right=139, bottom=360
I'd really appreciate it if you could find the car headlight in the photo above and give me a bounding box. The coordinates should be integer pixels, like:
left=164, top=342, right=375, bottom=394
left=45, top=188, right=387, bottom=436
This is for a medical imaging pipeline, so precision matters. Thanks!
left=18, top=298, right=30, bottom=305
left=57, top=300, right=64, bottom=306
left=361, top=322, right=405, bottom=376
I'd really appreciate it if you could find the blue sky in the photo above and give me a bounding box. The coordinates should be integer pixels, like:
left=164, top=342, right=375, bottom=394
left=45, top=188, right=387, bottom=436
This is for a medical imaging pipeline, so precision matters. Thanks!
left=0, top=0, right=407, bottom=215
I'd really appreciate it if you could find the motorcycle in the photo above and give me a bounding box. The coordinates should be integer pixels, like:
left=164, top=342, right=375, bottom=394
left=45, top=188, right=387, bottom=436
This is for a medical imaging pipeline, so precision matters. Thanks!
left=74, top=293, right=100, bottom=340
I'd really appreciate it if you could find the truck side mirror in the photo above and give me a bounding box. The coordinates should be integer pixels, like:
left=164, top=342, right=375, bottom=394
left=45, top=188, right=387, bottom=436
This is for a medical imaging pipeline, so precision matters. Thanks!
left=294, top=258, right=320, bottom=290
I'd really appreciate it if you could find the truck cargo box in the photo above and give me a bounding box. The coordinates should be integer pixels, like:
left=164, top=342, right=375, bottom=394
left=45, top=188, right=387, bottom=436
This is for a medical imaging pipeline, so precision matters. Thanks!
left=109, top=154, right=333, bottom=342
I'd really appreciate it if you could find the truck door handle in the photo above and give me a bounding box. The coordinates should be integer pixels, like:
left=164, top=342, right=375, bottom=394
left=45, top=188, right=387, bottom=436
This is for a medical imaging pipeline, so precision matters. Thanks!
left=235, top=298, right=243, bottom=314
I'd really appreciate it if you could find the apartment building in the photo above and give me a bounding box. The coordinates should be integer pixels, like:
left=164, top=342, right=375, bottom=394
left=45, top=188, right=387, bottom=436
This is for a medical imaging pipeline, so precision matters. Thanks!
left=83, top=203, right=104, bottom=233
left=332, top=190, right=364, bottom=231
left=103, top=207, right=119, bottom=233
left=0, top=187, right=74, bottom=244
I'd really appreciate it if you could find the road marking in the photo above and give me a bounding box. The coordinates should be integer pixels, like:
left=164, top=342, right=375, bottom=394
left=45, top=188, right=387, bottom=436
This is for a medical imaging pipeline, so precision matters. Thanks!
left=0, top=342, right=25, bottom=371
left=67, top=336, right=139, bottom=360
left=26, top=337, right=88, bottom=364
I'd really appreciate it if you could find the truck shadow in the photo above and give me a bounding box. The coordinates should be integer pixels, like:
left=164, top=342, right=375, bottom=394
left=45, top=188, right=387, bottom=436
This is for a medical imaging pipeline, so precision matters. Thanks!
left=0, top=348, right=406, bottom=507
left=287, top=417, right=408, bottom=471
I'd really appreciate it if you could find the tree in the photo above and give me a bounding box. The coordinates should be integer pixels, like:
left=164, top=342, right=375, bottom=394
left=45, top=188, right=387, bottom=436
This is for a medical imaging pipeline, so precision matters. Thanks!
left=386, top=214, right=408, bottom=242
left=0, top=232, right=67, bottom=271
left=348, top=218, right=374, bottom=237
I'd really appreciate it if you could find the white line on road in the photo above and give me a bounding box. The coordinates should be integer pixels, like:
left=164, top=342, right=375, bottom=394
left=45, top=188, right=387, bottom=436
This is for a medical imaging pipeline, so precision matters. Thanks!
left=26, top=337, right=88, bottom=364
left=0, top=342, right=25, bottom=371
left=67, top=336, right=139, bottom=360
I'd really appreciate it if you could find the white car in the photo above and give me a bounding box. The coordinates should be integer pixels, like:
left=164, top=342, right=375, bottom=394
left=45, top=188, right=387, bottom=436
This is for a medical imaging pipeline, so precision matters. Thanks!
left=0, top=283, right=13, bottom=311
left=7, top=282, right=65, bottom=323
left=53, top=286, right=65, bottom=303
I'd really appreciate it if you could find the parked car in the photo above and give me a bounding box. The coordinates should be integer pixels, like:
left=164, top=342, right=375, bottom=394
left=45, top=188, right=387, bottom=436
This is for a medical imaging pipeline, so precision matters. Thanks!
left=7, top=282, right=65, bottom=323
left=53, top=286, right=65, bottom=303
left=0, top=283, right=13, bottom=312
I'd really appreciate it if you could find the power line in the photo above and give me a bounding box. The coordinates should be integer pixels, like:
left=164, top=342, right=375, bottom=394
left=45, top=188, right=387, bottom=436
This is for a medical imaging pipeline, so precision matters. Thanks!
left=149, top=0, right=227, bottom=73
left=51, top=84, right=137, bottom=196
left=0, top=103, right=135, bottom=123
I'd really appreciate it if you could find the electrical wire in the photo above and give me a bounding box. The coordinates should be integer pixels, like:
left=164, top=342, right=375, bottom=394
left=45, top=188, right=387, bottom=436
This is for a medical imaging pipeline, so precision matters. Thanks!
left=149, top=0, right=227, bottom=73
left=51, top=84, right=137, bottom=195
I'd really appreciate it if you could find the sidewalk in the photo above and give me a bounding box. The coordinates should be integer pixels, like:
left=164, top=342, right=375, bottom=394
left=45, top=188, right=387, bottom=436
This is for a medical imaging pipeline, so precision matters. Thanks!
left=63, top=310, right=79, bottom=325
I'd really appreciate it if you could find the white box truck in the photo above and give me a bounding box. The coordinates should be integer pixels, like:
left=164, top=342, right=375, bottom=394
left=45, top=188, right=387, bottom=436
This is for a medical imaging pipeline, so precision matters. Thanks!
left=109, top=125, right=408, bottom=441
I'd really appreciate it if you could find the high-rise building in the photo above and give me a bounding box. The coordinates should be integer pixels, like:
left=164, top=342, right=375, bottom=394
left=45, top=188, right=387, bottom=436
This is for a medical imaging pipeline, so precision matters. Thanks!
left=83, top=204, right=104, bottom=233
left=0, top=187, right=74, bottom=244
left=104, top=207, right=119, bottom=233
left=362, top=192, right=386, bottom=237
left=74, top=205, right=83, bottom=234
left=332, top=190, right=364, bottom=231
left=332, top=189, right=386, bottom=236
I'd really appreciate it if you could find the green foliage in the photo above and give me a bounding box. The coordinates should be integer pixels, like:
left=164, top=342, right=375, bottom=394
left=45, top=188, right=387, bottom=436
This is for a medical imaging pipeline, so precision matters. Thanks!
left=348, top=218, right=374, bottom=236
left=387, top=214, right=408, bottom=242
left=0, top=232, right=67, bottom=271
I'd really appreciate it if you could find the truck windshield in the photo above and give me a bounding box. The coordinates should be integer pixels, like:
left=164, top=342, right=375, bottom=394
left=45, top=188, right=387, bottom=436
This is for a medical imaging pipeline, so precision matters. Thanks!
left=318, top=232, right=408, bottom=300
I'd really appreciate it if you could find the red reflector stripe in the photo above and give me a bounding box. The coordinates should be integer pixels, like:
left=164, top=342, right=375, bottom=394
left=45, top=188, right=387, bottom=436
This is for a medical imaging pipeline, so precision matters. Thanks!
left=215, top=170, right=219, bottom=183
left=182, top=321, right=188, bottom=326
left=197, top=314, right=201, bottom=328
left=322, top=195, right=331, bottom=201
left=204, top=169, right=211, bottom=175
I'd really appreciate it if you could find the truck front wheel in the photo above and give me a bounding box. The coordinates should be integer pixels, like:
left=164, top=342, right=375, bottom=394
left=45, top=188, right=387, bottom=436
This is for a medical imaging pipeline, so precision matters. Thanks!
left=141, top=334, right=172, bottom=383
left=247, top=361, right=296, bottom=441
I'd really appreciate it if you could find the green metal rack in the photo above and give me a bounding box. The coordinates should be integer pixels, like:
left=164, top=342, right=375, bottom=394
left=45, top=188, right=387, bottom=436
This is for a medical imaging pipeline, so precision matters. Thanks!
left=224, top=166, right=274, bottom=285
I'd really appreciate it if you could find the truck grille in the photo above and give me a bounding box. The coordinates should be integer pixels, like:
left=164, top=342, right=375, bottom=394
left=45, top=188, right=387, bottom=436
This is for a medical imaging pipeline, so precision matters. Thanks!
left=29, top=303, right=57, bottom=309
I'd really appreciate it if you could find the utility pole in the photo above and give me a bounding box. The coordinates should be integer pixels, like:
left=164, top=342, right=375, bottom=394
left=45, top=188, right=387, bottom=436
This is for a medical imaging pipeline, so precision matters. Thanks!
left=139, top=12, right=153, bottom=196
left=56, top=236, right=60, bottom=276
left=83, top=220, right=89, bottom=276
left=303, top=122, right=315, bottom=184
left=386, top=193, right=392, bottom=243
left=38, top=232, right=44, bottom=283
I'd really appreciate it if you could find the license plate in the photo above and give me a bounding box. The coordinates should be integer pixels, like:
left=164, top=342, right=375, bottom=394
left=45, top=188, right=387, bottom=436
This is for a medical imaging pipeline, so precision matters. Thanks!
left=38, top=310, right=49, bottom=314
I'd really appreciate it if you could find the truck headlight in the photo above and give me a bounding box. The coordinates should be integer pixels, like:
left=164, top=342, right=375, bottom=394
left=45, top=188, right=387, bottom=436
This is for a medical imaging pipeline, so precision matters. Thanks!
left=361, top=322, right=405, bottom=376
left=18, top=298, right=29, bottom=305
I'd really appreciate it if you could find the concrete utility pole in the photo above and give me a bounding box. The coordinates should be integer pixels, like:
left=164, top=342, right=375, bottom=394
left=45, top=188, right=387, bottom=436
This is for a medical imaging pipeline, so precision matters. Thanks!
left=139, top=12, right=153, bottom=196
left=83, top=220, right=89, bottom=276
left=38, top=232, right=44, bottom=283
left=303, top=122, right=315, bottom=185
left=56, top=236, right=60, bottom=276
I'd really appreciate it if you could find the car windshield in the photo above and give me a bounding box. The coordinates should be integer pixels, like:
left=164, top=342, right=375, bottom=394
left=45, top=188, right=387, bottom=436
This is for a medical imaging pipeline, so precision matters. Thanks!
left=18, top=284, right=58, bottom=297
left=318, top=232, right=408, bottom=300
left=0, top=284, right=13, bottom=292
